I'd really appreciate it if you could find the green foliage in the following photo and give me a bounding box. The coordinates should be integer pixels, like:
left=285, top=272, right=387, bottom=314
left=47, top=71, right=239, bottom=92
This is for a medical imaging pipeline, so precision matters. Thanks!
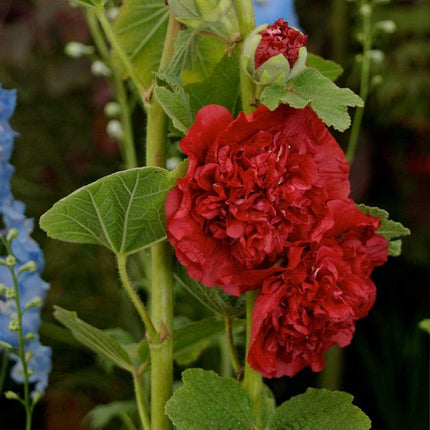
left=164, top=28, right=227, bottom=84
left=40, top=167, right=181, bottom=256
left=53, top=306, right=134, bottom=372
left=155, top=74, right=194, bottom=134
left=260, top=67, right=363, bottom=131
left=266, top=388, right=371, bottom=430
left=418, top=319, right=430, bottom=335
left=85, top=400, right=137, bottom=429
left=113, top=0, right=169, bottom=88
left=357, top=204, right=411, bottom=257
left=306, top=53, right=343, bottom=81
left=174, top=264, right=245, bottom=317
left=165, top=368, right=256, bottom=430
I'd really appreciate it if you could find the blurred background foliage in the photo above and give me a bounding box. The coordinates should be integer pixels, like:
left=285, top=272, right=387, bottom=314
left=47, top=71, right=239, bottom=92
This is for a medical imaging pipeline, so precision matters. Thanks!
left=0, top=0, right=429, bottom=429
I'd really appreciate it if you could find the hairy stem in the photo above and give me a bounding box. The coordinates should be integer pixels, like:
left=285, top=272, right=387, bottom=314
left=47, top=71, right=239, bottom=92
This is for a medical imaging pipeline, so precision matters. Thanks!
left=133, top=371, right=151, bottom=430
left=233, top=0, right=256, bottom=113
left=145, top=11, right=180, bottom=430
left=225, top=316, right=241, bottom=374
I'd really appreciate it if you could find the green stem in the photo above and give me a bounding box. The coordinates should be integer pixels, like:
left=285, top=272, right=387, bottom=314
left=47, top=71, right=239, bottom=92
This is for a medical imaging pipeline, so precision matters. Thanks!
left=120, top=413, right=138, bottom=430
left=0, top=349, right=9, bottom=395
left=346, top=1, right=372, bottom=163
left=225, top=316, right=241, bottom=374
left=243, top=290, right=263, bottom=428
left=233, top=0, right=256, bottom=113
left=117, top=254, right=158, bottom=344
left=94, top=5, right=146, bottom=97
left=9, top=266, right=32, bottom=429
left=133, top=371, right=152, bottom=430
left=318, top=345, right=344, bottom=390
left=145, top=12, right=180, bottom=430
left=86, top=8, right=138, bottom=168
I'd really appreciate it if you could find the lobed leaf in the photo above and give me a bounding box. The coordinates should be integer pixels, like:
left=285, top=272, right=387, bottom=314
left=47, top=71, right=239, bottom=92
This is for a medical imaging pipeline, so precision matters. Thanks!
left=306, top=53, right=344, bottom=81
left=165, top=368, right=256, bottom=430
left=266, top=388, right=371, bottom=430
left=260, top=67, right=363, bottom=131
left=357, top=204, right=411, bottom=256
left=40, top=167, right=180, bottom=256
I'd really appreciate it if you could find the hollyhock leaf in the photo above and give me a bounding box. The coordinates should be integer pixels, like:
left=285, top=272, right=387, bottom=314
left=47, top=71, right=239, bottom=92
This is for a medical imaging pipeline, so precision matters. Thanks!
left=155, top=75, right=194, bottom=134
left=419, top=319, right=430, bottom=334
left=163, top=29, right=226, bottom=84
left=265, top=388, right=371, bottom=430
left=112, top=0, right=169, bottom=88
left=165, top=368, right=256, bottom=430
left=174, top=264, right=245, bottom=316
left=85, top=400, right=137, bottom=429
left=357, top=204, right=410, bottom=256
left=40, top=167, right=177, bottom=256
left=260, top=67, right=363, bottom=131
left=186, top=49, right=241, bottom=116
left=53, top=306, right=134, bottom=372
left=306, top=53, right=344, bottom=81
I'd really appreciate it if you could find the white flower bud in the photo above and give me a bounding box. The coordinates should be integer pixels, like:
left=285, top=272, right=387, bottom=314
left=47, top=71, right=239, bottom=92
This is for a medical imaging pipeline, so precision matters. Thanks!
left=367, top=49, right=385, bottom=64
left=25, top=296, right=43, bottom=310
left=5, top=288, right=15, bottom=300
left=106, top=7, right=120, bottom=21
left=6, top=228, right=19, bottom=241
left=6, top=255, right=16, bottom=267
left=359, top=4, right=372, bottom=17
left=91, top=61, right=112, bottom=77
left=4, top=391, right=20, bottom=400
left=18, top=260, right=38, bottom=274
left=104, top=101, right=122, bottom=118
left=107, top=120, right=124, bottom=140
left=375, top=20, right=396, bottom=34
left=65, top=42, right=95, bottom=58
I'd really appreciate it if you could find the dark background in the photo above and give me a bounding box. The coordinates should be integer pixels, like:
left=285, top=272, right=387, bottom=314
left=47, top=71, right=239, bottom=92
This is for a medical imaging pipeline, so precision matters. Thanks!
left=0, top=0, right=429, bottom=428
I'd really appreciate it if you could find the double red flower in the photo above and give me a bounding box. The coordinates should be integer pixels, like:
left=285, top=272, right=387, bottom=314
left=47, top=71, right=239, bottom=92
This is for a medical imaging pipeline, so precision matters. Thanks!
left=166, top=104, right=388, bottom=377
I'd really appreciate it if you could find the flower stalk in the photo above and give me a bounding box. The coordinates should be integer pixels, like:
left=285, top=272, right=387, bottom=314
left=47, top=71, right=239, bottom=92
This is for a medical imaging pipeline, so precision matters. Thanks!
left=145, top=11, right=180, bottom=430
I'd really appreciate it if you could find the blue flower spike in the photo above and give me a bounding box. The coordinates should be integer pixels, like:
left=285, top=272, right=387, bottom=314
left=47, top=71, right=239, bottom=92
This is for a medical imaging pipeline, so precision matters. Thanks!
left=0, top=85, right=51, bottom=423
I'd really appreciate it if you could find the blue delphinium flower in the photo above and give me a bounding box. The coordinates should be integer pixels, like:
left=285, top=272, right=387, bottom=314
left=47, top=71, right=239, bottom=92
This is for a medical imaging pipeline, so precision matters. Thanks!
left=0, top=84, right=52, bottom=399
left=253, top=0, right=301, bottom=28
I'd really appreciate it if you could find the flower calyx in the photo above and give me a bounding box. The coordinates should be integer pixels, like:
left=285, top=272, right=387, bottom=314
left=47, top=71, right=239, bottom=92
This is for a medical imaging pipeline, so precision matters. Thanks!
left=242, top=18, right=308, bottom=88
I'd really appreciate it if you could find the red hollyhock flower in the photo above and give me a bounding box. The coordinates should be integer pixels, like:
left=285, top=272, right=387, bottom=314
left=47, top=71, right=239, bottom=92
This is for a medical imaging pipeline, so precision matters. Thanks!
left=255, top=18, right=308, bottom=69
left=165, top=104, right=350, bottom=295
left=247, top=200, right=388, bottom=378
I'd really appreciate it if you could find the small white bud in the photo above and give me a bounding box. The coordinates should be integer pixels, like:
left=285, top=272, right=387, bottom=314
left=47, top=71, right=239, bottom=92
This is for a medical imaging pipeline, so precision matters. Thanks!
left=5, top=288, right=15, bottom=300
left=0, top=283, right=9, bottom=294
left=65, top=42, right=95, bottom=58
left=166, top=157, right=182, bottom=171
left=4, top=391, right=20, bottom=400
left=25, top=296, right=43, bottom=310
left=106, top=7, right=120, bottom=21
left=91, top=61, right=112, bottom=77
left=25, top=332, right=35, bottom=341
left=359, top=4, right=372, bottom=17
left=375, top=20, right=396, bottom=34
left=8, top=320, right=20, bottom=332
left=0, top=340, right=13, bottom=350
left=107, top=120, right=124, bottom=140
left=6, top=255, right=16, bottom=267
left=25, top=351, right=33, bottom=363
left=367, top=49, right=385, bottom=64
left=18, top=261, right=38, bottom=274
left=371, top=75, right=383, bottom=88
left=104, top=101, right=122, bottom=118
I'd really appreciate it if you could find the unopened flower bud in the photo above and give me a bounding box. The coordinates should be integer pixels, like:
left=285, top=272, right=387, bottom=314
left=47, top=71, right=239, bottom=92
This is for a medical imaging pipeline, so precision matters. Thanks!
left=374, top=20, right=396, bottom=34
left=0, top=340, right=12, bottom=350
left=25, top=351, right=33, bottom=363
left=6, top=228, right=19, bottom=241
left=91, top=61, right=111, bottom=77
left=242, top=19, right=308, bottom=88
left=18, top=260, right=38, bottom=274
left=27, top=369, right=34, bottom=377
left=25, top=332, right=35, bottom=341
left=106, top=7, right=120, bottom=21
left=8, top=320, right=19, bottom=332
left=5, top=288, right=15, bottom=300
left=4, top=391, right=20, bottom=400
left=25, top=296, right=43, bottom=310
left=166, top=157, right=182, bottom=171
left=359, top=4, right=372, bottom=17
left=367, top=49, right=385, bottom=64
left=65, top=42, right=95, bottom=58
left=0, top=283, right=8, bottom=294
left=6, top=255, right=16, bottom=267
left=107, top=120, right=124, bottom=140
left=32, top=392, right=42, bottom=404
left=104, top=101, right=122, bottom=118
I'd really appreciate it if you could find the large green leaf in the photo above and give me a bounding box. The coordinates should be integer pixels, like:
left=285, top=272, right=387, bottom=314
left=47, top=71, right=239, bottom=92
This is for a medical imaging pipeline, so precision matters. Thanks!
left=266, top=388, right=371, bottom=430
left=186, top=48, right=241, bottom=116
left=164, top=29, right=227, bottom=84
left=174, top=264, right=245, bottom=317
left=357, top=204, right=411, bottom=256
left=165, top=368, right=256, bottom=430
left=53, top=306, right=134, bottom=372
left=113, top=0, right=169, bottom=88
left=40, top=167, right=180, bottom=256
left=260, top=67, right=363, bottom=131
